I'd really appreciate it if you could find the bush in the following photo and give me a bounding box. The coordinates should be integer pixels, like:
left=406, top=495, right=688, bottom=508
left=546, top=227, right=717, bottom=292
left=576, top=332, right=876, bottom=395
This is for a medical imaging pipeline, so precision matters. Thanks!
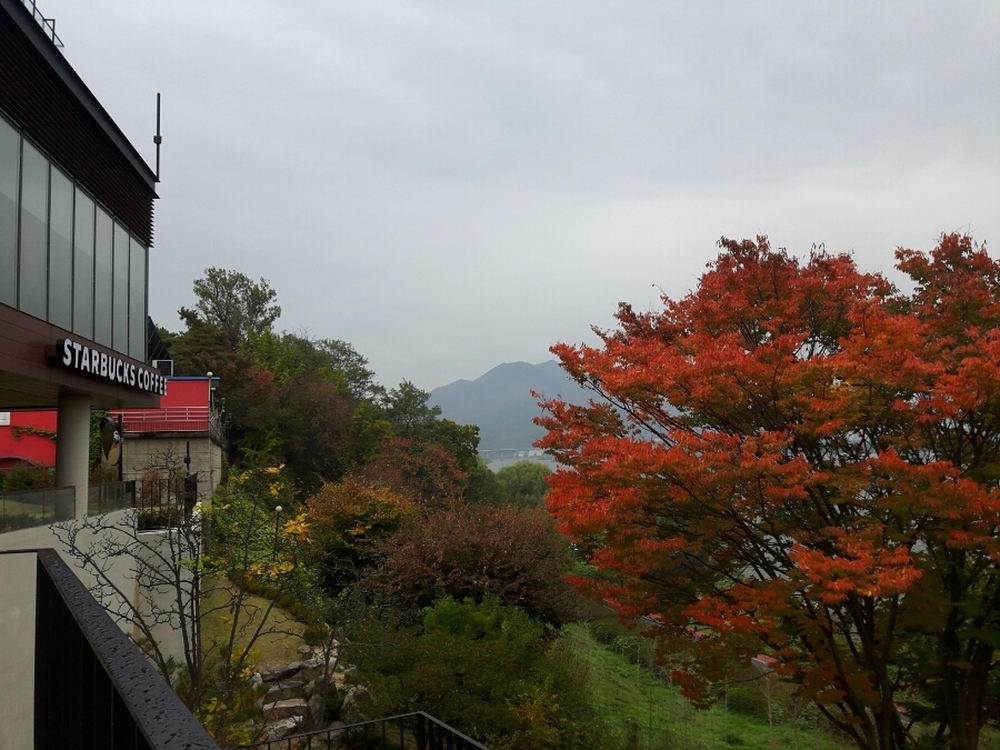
left=304, top=477, right=419, bottom=596
left=495, top=461, right=551, bottom=508
left=725, top=685, right=772, bottom=718
left=366, top=502, right=578, bottom=624
left=3, top=463, right=54, bottom=491
left=324, top=691, right=343, bottom=722
left=303, top=621, right=328, bottom=645
left=348, top=595, right=609, bottom=750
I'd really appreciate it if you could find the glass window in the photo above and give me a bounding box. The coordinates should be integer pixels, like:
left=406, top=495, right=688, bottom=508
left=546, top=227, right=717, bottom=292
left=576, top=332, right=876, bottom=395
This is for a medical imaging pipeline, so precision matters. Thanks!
left=48, top=167, right=73, bottom=329
left=72, top=189, right=95, bottom=339
left=112, top=223, right=129, bottom=353
left=94, top=207, right=113, bottom=346
left=18, top=141, right=48, bottom=319
left=128, top=237, right=146, bottom=360
left=0, top=118, right=19, bottom=307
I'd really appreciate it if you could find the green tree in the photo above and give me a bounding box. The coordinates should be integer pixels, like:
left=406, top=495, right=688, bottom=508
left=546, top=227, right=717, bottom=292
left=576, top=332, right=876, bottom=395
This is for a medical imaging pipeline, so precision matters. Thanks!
left=496, top=460, right=552, bottom=508
left=464, top=455, right=507, bottom=505
left=318, top=338, right=386, bottom=402
left=348, top=595, right=607, bottom=750
left=191, top=267, right=281, bottom=347
left=350, top=401, right=393, bottom=464
left=384, top=381, right=442, bottom=436
left=248, top=330, right=340, bottom=387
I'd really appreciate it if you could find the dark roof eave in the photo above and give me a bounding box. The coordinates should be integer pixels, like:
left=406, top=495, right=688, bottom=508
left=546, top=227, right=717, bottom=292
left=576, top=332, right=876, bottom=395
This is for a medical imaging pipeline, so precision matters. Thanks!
left=1, top=0, right=158, bottom=194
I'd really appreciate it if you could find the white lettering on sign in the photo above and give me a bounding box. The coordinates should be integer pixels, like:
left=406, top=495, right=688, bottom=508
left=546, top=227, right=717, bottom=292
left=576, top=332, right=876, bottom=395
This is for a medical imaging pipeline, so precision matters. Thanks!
left=53, top=338, right=167, bottom=396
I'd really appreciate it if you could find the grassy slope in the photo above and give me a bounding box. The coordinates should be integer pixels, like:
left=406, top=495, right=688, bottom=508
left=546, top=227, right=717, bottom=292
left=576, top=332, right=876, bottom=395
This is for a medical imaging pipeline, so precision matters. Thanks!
left=563, top=623, right=854, bottom=750
left=200, top=579, right=308, bottom=670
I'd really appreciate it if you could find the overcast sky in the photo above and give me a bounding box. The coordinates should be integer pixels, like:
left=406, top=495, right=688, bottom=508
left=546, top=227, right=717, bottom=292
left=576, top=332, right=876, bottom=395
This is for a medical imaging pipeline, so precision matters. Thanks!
left=42, top=1, right=1000, bottom=391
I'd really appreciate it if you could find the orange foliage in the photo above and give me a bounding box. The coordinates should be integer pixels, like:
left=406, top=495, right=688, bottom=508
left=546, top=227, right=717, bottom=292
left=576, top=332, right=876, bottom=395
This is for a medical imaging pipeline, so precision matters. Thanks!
left=361, top=437, right=467, bottom=509
left=538, top=235, right=1000, bottom=750
left=304, top=476, right=419, bottom=593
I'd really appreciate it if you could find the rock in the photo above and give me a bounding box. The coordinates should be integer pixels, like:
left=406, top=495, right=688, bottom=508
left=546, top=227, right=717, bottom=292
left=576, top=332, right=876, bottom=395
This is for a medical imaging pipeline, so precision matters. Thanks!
left=264, top=716, right=304, bottom=740
left=297, top=644, right=314, bottom=657
left=261, top=662, right=302, bottom=682
left=250, top=672, right=263, bottom=689
left=340, top=685, right=370, bottom=724
left=305, top=675, right=331, bottom=698
left=264, top=680, right=305, bottom=704
left=264, top=698, right=309, bottom=721
left=298, top=658, right=325, bottom=682
left=304, top=692, right=325, bottom=730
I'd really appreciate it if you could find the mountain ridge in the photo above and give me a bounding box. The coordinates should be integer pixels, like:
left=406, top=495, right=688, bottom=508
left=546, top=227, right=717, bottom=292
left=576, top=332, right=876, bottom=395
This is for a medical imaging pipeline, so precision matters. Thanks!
left=429, top=360, right=591, bottom=451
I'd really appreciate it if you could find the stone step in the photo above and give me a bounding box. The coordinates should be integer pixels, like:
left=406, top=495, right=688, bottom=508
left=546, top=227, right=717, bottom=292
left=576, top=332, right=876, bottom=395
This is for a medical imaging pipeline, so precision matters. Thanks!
left=265, top=680, right=305, bottom=703
left=264, top=698, right=308, bottom=721
left=260, top=662, right=302, bottom=682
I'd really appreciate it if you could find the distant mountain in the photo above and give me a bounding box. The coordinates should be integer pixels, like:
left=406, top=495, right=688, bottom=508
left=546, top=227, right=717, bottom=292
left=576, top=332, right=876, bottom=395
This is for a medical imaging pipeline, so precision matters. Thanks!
left=429, top=361, right=592, bottom=451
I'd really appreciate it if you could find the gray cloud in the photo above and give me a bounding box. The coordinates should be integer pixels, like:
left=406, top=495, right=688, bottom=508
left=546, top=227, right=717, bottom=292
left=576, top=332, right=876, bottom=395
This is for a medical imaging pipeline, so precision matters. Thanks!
left=45, top=0, right=1000, bottom=389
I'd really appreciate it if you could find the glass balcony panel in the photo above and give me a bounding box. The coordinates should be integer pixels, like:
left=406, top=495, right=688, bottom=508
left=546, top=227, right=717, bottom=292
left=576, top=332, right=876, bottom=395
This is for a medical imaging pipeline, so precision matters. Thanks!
left=112, top=223, right=129, bottom=354
left=94, top=207, right=113, bottom=346
left=128, top=238, right=146, bottom=360
left=48, top=167, right=73, bottom=330
left=72, top=190, right=95, bottom=338
left=18, top=142, right=47, bottom=320
left=0, top=117, right=19, bottom=307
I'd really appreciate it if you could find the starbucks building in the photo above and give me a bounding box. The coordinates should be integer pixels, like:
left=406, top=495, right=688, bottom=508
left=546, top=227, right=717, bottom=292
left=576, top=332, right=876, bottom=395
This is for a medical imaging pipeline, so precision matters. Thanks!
left=0, top=0, right=162, bottom=517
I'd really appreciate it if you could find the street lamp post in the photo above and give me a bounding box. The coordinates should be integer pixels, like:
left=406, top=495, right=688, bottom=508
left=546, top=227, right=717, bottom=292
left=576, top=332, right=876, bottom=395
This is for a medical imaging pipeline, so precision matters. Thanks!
left=272, top=505, right=282, bottom=561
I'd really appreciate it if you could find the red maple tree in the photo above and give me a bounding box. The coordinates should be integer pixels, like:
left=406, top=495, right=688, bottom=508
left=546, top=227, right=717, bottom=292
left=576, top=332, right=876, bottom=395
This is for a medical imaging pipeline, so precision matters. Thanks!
left=537, top=235, right=1000, bottom=750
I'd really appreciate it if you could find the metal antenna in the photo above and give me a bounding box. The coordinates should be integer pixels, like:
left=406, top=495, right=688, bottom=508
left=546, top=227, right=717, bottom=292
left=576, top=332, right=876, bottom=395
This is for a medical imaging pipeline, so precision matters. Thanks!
left=153, top=93, right=162, bottom=182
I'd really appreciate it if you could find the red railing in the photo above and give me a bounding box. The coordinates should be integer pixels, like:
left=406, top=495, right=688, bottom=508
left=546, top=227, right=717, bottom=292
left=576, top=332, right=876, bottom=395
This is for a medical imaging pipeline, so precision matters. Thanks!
left=113, top=407, right=213, bottom=434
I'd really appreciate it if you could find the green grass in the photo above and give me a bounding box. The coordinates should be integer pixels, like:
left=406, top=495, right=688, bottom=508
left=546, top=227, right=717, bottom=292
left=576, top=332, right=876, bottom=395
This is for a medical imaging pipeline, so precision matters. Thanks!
left=562, top=623, right=853, bottom=750
left=200, top=578, right=308, bottom=670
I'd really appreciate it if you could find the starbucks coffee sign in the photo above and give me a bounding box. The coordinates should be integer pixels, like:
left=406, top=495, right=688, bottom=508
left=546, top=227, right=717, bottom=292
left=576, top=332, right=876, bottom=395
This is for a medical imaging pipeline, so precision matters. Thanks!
left=54, top=338, right=167, bottom=395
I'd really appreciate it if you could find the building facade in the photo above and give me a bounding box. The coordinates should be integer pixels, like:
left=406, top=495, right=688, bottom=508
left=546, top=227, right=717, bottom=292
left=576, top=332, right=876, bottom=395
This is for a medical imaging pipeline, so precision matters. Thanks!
left=0, top=5, right=212, bottom=747
left=114, top=375, right=228, bottom=501
left=0, top=0, right=164, bottom=517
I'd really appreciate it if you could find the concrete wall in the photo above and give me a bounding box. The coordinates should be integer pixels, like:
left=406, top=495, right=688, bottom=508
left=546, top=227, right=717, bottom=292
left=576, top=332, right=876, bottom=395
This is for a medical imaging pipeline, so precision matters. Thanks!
left=0, top=510, right=139, bottom=635
left=122, top=435, right=224, bottom=502
left=0, top=552, right=35, bottom=750
left=133, top=526, right=199, bottom=667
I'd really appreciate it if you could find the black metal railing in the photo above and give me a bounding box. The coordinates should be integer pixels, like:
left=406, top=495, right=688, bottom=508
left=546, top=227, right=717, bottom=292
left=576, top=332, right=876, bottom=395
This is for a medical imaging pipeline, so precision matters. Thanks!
left=87, top=479, right=137, bottom=516
left=18, top=0, right=63, bottom=46
left=2, top=548, right=220, bottom=749
left=237, top=712, right=490, bottom=750
left=0, top=486, right=74, bottom=532
left=135, top=476, right=197, bottom=530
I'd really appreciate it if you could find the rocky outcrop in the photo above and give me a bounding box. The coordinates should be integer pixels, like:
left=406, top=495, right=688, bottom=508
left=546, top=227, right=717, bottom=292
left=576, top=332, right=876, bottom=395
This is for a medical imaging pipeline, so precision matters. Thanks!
left=339, top=684, right=370, bottom=724
left=255, top=643, right=344, bottom=740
